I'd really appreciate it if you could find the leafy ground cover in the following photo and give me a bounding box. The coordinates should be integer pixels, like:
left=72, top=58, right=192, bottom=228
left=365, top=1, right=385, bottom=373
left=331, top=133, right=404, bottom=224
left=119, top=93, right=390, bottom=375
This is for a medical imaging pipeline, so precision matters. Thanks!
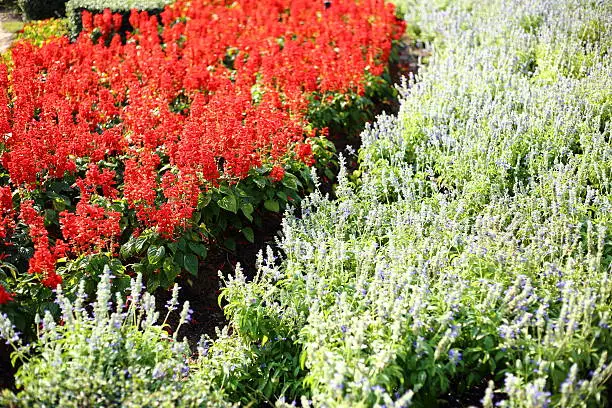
left=1, top=0, right=612, bottom=406
left=0, top=0, right=405, bottom=330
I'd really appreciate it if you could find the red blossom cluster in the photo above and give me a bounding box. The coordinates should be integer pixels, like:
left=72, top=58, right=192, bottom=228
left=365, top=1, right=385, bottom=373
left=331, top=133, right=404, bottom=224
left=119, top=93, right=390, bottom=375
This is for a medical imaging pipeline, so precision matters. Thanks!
left=0, top=0, right=404, bottom=287
left=0, top=284, right=13, bottom=304
left=19, top=201, right=63, bottom=287
left=269, top=165, right=285, bottom=182
left=0, top=187, right=15, bottom=240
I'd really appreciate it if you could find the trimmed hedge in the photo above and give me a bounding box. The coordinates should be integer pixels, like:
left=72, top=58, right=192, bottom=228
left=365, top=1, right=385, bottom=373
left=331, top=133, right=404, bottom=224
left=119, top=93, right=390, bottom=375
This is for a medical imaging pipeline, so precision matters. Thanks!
left=18, top=0, right=68, bottom=20
left=65, top=0, right=172, bottom=37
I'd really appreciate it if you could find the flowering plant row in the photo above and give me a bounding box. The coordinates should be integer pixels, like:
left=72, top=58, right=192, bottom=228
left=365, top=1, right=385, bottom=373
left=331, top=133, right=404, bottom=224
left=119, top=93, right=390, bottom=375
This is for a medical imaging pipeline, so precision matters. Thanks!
left=0, top=0, right=405, bottom=326
left=210, top=0, right=612, bottom=406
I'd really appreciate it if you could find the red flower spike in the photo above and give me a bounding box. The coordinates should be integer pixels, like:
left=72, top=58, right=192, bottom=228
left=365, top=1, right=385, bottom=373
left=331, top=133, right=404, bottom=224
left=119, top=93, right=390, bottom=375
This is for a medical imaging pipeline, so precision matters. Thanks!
left=0, top=284, right=13, bottom=305
left=269, top=165, right=285, bottom=182
left=1, top=0, right=404, bottom=246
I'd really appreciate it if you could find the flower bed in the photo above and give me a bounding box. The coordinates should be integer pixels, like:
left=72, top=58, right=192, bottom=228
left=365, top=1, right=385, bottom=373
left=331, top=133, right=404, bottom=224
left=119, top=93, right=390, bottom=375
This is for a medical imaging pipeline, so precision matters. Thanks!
left=211, top=0, right=612, bottom=406
left=4, top=0, right=610, bottom=406
left=0, top=0, right=405, bottom=325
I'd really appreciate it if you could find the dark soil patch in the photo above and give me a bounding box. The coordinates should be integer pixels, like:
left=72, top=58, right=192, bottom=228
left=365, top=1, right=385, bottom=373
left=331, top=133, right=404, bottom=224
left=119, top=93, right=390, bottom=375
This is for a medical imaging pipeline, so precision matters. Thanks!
left=0, top=343, right=16, bottom=391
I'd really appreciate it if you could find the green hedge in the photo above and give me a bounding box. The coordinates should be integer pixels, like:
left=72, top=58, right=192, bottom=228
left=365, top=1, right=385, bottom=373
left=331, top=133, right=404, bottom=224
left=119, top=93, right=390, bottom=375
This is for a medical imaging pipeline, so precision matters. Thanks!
left=65, top=0, right=172, bottom=38
left=18, top=0, right=68, bottom=20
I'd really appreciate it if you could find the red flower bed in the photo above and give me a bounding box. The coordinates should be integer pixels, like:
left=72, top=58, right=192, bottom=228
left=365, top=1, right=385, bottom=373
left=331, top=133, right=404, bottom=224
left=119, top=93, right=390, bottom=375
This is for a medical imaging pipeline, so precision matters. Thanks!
left=0, top=0, right=404, bottom=310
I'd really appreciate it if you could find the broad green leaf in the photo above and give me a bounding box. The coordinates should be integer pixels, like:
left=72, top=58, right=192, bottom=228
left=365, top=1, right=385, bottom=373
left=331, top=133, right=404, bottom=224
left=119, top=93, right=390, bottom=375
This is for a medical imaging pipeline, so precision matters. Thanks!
left=184, top=254, right=199, bottom=276
left=188, top=242, right=208, bottom=259
left=241, top=202, right=254, bottom=221
left=217, top=193, right=238, bottom=213
left=163, top=257, right=174, bottom=273
left=264, top=199, right=280, bottom=212
left=242, top=227, right=254, bottom=243
left=276, top=190, right=288, bottom=201
left=134, top=235, right=149, bottom=253
left=253, top=175, right=267, bottom=189
left=197, top=193, right=212, bottom=209
left=120, top=241, right=134, bottom=258
left=281, top=172, right=299, bottom=190
left=164, top=265, right=180, bottom=283
left=147, top=245, right=165, bottom=265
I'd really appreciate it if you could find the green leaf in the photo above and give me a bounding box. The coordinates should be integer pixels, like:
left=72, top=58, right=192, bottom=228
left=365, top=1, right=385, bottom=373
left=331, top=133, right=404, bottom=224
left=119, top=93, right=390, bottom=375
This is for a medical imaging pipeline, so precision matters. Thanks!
left=167, top=241, right=178, bottom=253
left=253, top=175, right=267, bottom=189
left=44, top=209, right=58, bottom=224
left=164, top=264, right=180, bottom=283
left=134, top=235, right=149, bottom=253
left=147, top=277, right=160, bottom=292
left=276, top=190, right=288, bottom=201
left=242, top=227, right=254, bottom=243
left=281, top=173, right=299, bottom=190
left=177, top=238, right=187, bottom=252
left=163, top=257, right=175, bottom=273
left=147, top=245, right=166, bottom=265
left=217, top=193, right=238, bottom=213
left=241, top=202, right=254, bottom=221
left=188, top=242, right=208, bottom=259
left=159, top=270, right=171, bottom=289
left=183, top=254, right=198, bottom=276
left=191, top=211, right=202, bottom=224
left=264, top=199, right=280, bottom=212
left=120, top=241, right=134, bottom=258
left=50, top=180, right=71, bottom=192
left=184, top=254, right=199, bottom=276
left=299, top=350, right=308, bottom=370
left=197, top=193, right=211, bottom=210
left=235, top=185, right=249, bottom=197
left=219, top=185, right=232, bottom=195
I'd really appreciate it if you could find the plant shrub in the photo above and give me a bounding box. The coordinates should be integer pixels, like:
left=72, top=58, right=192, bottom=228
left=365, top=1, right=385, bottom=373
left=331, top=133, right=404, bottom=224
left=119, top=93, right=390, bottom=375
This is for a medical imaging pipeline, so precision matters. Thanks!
left=0, top=267, right=234, bottom=407
left=14, top=18, right=69, bottom=46
left=18, top=0, right=67, bottom=21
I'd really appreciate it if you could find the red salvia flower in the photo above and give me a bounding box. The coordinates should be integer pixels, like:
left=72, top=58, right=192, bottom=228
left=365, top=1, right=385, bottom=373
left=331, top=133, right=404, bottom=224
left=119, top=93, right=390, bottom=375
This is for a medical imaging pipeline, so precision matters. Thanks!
left=269, top=165, right=285, bottom=182
left=59, top=199, right=121, bottom=255
left=0, top=284, right=13, bottom=304
left=20, top=200, right=60, bottom=285
left=1, top=0, right=404, bottom=278
left=0, top=186, right=15, bottom=240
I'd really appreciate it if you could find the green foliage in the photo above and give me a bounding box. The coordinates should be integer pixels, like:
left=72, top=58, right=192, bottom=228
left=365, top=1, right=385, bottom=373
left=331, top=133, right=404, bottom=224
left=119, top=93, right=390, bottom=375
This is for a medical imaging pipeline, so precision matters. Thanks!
left=14, top=18, right=69, bottom=46
left=306, top=72, right=398, bottom=139
left=116, top=162, right=312, bottom=293
left=17, top=0, right=67, bottom=21
left=214, top=255, right=310, bottom=403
